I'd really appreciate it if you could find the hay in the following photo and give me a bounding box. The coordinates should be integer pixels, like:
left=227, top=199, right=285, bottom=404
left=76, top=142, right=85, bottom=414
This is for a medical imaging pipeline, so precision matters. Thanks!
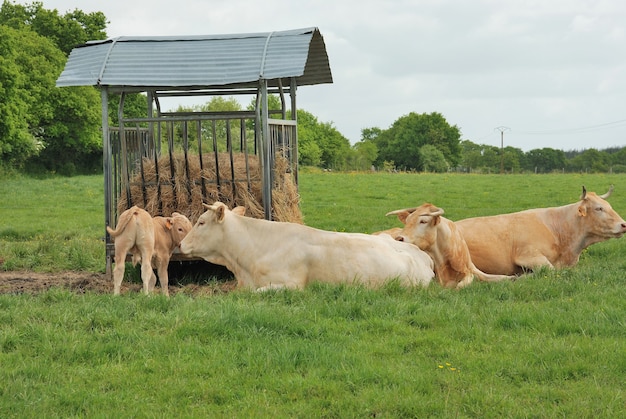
left=116, top=152, right=301, bottom=223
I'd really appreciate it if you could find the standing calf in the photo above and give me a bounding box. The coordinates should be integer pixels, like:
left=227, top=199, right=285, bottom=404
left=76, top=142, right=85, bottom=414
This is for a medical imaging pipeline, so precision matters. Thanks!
left=106, top=206, right=192, bottom=296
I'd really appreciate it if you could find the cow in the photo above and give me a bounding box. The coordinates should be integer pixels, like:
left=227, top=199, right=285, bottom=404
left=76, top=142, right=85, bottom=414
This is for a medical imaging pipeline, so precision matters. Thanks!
left=386, top=203, right=516, bottom=288
left=372, top=227, right=403, bottom=239
left=455, top=186, right=626, bottom=275
left=179, top=202, right=435, bottom=291
left=106, top=206, right=193, bottom=296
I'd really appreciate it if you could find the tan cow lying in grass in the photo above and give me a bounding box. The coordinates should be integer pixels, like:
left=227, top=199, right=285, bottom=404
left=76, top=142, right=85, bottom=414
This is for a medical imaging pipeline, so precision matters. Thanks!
left=106, top=206, right=193, bottom=296
left=457, top=186, right=626, bottom=275
left=386, top=203, right=515, bottom=288
left=179, top=202, right=435, bottom=291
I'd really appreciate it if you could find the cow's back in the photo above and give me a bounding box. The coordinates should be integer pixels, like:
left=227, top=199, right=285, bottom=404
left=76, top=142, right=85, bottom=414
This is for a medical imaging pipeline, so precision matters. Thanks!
left=304, top=231, right=434, bottom=287
left=456, top=209, right=555, bottom=275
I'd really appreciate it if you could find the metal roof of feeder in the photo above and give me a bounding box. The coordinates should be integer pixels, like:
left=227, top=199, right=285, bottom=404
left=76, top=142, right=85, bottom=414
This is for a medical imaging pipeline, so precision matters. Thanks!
left=57, top=27, right=332, bottom=91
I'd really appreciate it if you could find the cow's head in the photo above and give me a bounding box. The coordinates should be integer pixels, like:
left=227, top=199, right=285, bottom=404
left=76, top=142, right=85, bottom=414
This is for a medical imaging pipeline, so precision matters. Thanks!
left=179, top=202, right=245, bottom=257
left=577, top=185, right=626, bottom=239
left=165, top=212, right=193, bottom=246
left=386, top=203, right=444, bottom=250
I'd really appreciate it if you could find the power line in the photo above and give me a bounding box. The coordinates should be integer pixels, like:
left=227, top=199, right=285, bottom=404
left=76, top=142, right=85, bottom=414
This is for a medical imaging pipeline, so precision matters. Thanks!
left=515, top=118, right=626, bottom=135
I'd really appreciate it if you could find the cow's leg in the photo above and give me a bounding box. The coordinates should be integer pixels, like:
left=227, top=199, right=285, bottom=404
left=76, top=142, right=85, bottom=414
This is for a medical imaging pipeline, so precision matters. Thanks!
left=148, top=271, right=157, bottom=293
left=256, top=283, right=289, bottom=292
left=255, top=280, right=302, bottom=292
left=155, top=259, right=170, bottom=297
left=515, top=253, right=554, bottom=273
left=455, top=273, right=474, bottom=289
left=139, top=248, right=154, bottom=295
left=112, top=240, right=131, bottom=295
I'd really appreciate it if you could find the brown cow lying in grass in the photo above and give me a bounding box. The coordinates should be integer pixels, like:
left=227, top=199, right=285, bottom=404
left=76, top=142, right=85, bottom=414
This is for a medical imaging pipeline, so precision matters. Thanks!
left=386, top=203, right=515, bottom=288
left=106, top=206, right=193, bottom=296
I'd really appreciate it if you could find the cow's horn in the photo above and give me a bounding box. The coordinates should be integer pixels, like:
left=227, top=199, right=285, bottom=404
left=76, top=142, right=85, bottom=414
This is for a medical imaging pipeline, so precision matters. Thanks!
left=599, top=185, right=614, bottom=199
left=386, top=208, right=444, bottom=217
left=385, top=207, right=418, bottom=217
left=428, top=208, right=445, bottom=217
left=580, top=186, right=587, bottom=200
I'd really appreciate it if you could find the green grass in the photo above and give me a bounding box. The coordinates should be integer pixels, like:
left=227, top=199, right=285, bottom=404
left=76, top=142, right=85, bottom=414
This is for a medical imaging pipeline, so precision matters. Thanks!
left=299, top=171, right=623, bottom=232
left=0, top=175, right=104, bottom=271
left=1, top=172, right=625, bottom=417
left=1, top=273, right=624, bottom=417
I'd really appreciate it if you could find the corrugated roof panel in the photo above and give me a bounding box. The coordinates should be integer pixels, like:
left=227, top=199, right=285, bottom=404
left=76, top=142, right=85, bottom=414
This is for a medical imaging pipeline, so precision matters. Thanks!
left=56, top=27, right=332, bottom=89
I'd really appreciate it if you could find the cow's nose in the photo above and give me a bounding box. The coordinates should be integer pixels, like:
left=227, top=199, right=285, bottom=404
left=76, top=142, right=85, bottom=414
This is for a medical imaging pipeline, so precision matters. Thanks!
left=396, top=236, right=405, bottom=242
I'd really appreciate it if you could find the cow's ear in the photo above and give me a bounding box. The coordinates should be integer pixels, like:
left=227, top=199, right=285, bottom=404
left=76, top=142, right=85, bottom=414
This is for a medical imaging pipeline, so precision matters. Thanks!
left=397, top=211, right=410, bottom=224
left=578, top=204, right=587, bottom=217
left=433, top=215, right=441, bottom=225
left=215, top=205, right=227, bottom=223
left=165, top=218, right=173, bottom=229
left=232, top=206, right=246, bottom=216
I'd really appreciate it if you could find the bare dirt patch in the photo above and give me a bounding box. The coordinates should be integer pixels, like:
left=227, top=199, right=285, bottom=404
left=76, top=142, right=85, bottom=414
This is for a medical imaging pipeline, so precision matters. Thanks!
left=0, top=270, right=237, bottom=296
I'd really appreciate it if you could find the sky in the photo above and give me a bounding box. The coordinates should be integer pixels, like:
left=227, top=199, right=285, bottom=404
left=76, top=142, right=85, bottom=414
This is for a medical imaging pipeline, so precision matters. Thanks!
left=36, top=0, right=626, bottom=151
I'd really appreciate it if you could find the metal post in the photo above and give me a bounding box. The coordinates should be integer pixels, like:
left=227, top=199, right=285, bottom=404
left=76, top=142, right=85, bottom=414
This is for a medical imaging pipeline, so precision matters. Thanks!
left=101, top=88, right=113, bottom=278
left=260, top=79, right=272, bottom=220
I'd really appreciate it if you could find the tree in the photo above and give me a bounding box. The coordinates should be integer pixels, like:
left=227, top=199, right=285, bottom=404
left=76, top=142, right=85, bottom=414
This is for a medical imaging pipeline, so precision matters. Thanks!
left=296, top=110, right=350, bottom=169
left=420, top=144, right=448, bottom=172
left=0, top=26, right=37, bottom=167
left=374, top=112, right=461, bottom=171
left=0, top=1, right=107, bottom=55
left=502, top=146, right=523, bottom=173
left=351, top=140, right=378, bottom=170
left=568, top=149, right=610, bottom=173
left=609, top=147, right=626, bottom=173
left=524, top=148, right=566, bottom=173
left=0, top=1, right=108, bottom=174
left=360, top=127, right=383, bottom=143
left=108, top=93, right=148, bottom=126
left=177, top=96, right=246, bottom=153
left=459, top=140, right=483, bottom=172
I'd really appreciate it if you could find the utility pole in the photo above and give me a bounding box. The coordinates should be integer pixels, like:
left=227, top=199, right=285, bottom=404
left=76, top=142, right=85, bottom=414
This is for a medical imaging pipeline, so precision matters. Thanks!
left=495, top=126, right=510, bottom=174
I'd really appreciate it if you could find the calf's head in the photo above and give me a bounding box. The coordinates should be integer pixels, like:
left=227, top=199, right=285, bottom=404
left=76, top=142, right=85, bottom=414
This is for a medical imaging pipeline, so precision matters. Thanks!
left=167, top=212, right=193, bottom=246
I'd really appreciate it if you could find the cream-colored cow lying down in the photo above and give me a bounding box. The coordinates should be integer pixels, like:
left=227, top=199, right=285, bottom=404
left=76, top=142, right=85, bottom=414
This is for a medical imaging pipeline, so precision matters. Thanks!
left=179, top=202, right=435, bottom=291
left=386, top=203, right=515, bottom=288
left=106, top=206, right=192, bottom=296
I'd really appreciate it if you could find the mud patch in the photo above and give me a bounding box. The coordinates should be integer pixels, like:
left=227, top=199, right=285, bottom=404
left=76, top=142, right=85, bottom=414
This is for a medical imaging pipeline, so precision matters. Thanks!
left=0, top=270, right=237, bottom=296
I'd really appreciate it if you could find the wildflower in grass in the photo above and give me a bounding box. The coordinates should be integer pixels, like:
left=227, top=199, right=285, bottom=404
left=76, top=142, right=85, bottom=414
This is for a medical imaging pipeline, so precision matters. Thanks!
left=438, top=361, right=460, bottom=373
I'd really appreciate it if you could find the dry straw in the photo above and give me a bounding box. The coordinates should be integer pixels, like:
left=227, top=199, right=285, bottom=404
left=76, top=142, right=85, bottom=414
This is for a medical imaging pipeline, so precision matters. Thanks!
left=117, top=152, right=302, bottom=223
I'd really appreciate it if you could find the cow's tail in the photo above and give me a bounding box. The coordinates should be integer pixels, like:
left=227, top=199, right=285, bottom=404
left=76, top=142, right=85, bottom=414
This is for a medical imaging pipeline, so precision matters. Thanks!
left=106, top=207, right=139, bottom=237
left=472, top=266, right=516, bottom=283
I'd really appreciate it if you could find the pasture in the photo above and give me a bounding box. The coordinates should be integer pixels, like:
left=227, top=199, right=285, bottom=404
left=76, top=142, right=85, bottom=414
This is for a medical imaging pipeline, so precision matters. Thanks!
left=1, top=172, right=625, bottom=417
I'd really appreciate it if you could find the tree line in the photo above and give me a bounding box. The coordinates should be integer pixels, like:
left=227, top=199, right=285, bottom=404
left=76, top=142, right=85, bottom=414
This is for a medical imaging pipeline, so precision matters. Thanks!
left=1, top=2, right=624, bottom=176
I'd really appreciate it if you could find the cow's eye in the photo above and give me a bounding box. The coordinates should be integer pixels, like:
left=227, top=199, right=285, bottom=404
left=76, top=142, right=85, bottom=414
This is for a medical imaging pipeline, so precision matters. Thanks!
left=595, top=206, right=604, bottom=212
left=198, top=220, right=205, bottom=226
left=420, top=219, right=428, bottom=224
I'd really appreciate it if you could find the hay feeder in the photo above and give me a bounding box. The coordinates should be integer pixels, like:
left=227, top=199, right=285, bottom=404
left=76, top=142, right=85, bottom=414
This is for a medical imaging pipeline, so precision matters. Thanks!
left=56, top=28, right=333, bottom=278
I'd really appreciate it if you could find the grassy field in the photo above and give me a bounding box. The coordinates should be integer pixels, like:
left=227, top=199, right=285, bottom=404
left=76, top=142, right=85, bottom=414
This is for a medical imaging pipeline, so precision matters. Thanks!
left=1, top=172, right=625, bottom=417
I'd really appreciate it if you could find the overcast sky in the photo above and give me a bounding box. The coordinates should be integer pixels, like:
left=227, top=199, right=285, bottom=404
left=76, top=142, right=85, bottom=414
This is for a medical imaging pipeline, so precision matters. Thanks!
left=38, top=0, right=626, bottom=151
